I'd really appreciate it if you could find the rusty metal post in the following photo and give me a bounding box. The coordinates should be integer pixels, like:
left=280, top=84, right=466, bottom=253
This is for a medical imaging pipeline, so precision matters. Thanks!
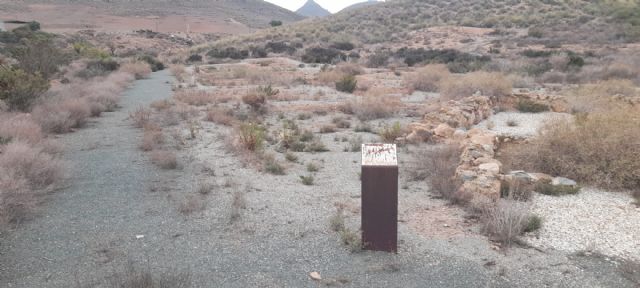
left=361, top=143, right=398, bottom=253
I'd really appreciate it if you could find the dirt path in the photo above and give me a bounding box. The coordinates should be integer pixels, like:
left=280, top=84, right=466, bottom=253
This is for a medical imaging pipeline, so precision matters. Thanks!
left=0, top=70, right=186, bottom=286
left=0, top=70, right=636, bottom=287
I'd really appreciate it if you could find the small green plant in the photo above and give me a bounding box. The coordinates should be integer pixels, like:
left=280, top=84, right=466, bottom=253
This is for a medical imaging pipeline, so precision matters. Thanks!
left=517, top=99, right=549, bottom=113
left=340, top=229, right=362, bottom=253
left=303, top=138, right=329, bottom=152
left=263, top=154, right=285, bottom=175
left=285, top=152, right=298, bottom=162
left=257, top=85, right=280, bottom=97
left=354, top=123, right=373, bottom=133
left=238, top=123, right=265, bottom=151
left=348, top=135, right=363, bottom=152
left=535, top=182, right=580, bottom=196
left=300, top=175, right=314, bottom=185
left=306, top=163, right=320, bottom=172
left=269, top=20, right=283, bottom=27
left=335, top=75, right=357, bottom=93
left=524, top=215, right=543, bottom=233
left=329, top=208, right=346, bottom=232
left=379, top=122, right=403, bottom=143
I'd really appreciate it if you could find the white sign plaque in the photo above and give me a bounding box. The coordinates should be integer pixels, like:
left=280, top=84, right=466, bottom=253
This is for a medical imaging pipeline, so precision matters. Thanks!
left=361, top=143, right=397, bottom=166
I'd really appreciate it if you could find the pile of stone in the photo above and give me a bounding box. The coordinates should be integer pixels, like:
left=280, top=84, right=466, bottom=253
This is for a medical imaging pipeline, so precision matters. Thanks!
left=502, top=91, right=568, bottom=113
left=406, top=96, right=493, bottom=143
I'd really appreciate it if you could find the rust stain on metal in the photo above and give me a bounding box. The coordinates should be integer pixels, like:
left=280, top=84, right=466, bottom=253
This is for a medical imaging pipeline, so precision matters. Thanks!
left=361, top=143, right=398, bottom=253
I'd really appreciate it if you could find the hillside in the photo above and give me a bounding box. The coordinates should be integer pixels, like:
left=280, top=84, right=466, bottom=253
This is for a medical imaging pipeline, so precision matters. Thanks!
left=296, top=0, right=331, bottom=17
left=0, top=0, right=305, bottom=33
left=339, top=0, right=381, bottom=13
left=208, top=0, right=640, bottom=49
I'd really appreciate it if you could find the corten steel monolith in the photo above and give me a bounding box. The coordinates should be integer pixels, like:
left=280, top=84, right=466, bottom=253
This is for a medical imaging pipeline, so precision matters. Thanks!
left=361, top=143, right=398, bottom=253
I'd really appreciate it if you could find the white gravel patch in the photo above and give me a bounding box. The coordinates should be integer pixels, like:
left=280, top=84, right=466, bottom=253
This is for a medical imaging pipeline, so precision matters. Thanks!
left=475, top=112, right=571, bottom=139
left=525, top=188, right=640, bottom=261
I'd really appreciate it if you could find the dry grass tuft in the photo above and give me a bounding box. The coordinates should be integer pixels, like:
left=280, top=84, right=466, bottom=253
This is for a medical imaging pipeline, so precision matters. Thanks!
left=140, top=129, right=165, bottom=151
left=440, top=71, right=512, bottom=100
left=174, top=90, right=214, bottom=106
left=342, top=94, right=401, bottom=121
left=0, top=114, right=43, bottom=144
left=482, top=199, right=531, bottom=246
left=404, top=64, right=450, bottom=92
left=505, top=108, right=640, bottom=191
left=119, top=61, right=152, bottom=80
left=0, top=141, right=63, bottom=189
left=422, top=144, right=465, bottom=203
left=129, top=106, right=152, bottom=128
left=150, top=150, right=178, bottom=169
left=205, top=107, right=235, bottom=126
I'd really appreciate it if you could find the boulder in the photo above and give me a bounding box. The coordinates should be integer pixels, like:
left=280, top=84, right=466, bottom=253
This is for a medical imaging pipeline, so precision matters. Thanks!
left=551, top=177, right=577, bottom=186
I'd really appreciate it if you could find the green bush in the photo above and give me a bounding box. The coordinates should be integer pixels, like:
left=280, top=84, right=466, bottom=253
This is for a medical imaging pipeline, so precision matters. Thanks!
left=138, top=55, right=165, bottom=71
left=516, top=99, right=549, bottom=113
left=335, top=75, right=357, bottom=93
left=524, top=215, right=543, bottom=233
left=269, top=20, right=283, bottom=27
left=10, top=37, right=66, bottom=79
left=0, top=66, right=49, bottom=111
left=301, top=47, right=346, bottom=64
left=76, top=59, right=120, bottom=79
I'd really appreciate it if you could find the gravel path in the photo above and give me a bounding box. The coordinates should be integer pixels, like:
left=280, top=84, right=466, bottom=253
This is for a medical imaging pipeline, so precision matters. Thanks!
left=0, top=71, right=637, bottom=287
left=525, top=189, right=640, bottom=261
left=475, top=111, right=571, bottom=139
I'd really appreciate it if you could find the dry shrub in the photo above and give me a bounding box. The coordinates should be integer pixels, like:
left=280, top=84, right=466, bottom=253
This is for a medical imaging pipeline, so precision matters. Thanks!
left=169, top=64, right=188, bottom=82
left=566, top=80, right=639, bottom=113
left=0, top=141, right=63, bottom=189
left=404, top=64, right=450, bottom=92
left=150, top=150, right=178, bottom=169
left=150, top=99, right=174, bottom=110
left=236, top=123, right=265, bottom=151
left=106, top=264, right=191, bottom=288
left=205, top=107, right=234, bottom=126
left=32, top=71, right=133, bottom=133
left=509, top=108, right=640, bottom=191
left=241, top=91, right=266, bottom=112
left=0, top=170, right=33, bottom=225
left=0, top=114, right=43, bottom=144
left=129, top=106, right=151, bottom=128
left=336, top=62, right=364, bottom=76
left=230, top=189, right=247, bottom=222
left=317, top=63, right=363, bottom=85
left=601, top=63, right=639, bottom=82
left=32, top=97, right=91, bottom=133
left=174, top=90, right=214, bottom=106
left=423, top=144, right=465, bottom=203
left=482, top=199, right=530, bottom=246
left=343, top=94, right=401, bottom=121
left=140, top=130, right=164, bottom=151
left=119, top=61, right=152, bottom=80
left=178, top=194, right=206, bottom=215
left=440, top=71, right=512, bottom=100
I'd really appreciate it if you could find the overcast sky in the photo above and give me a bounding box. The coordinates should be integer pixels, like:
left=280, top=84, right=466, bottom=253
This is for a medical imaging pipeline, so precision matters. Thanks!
left=265, top=0, right=379, bottom=13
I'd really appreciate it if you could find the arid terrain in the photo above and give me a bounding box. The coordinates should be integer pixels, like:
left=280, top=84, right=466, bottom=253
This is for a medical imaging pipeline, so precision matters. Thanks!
left=1, top=0, right=639, bottom=287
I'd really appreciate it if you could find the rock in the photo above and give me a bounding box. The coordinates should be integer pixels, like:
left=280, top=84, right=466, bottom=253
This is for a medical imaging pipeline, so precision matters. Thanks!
left=478, top=162, right=501, bottom=174
left=434, top=123, right=455, bottom=138
left=406, top=127, right=432, bottom=143
left=309, top=271, right=321, bottom=281
left=552, top=177, right=577, bottom=187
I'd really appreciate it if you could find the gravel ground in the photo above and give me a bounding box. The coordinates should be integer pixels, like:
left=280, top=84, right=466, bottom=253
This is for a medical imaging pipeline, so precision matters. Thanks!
left=0, top=70, right=637, bottom=287
left=475, top=111, right=572, bottom=139
left=525, top=189, right=640, bottom=262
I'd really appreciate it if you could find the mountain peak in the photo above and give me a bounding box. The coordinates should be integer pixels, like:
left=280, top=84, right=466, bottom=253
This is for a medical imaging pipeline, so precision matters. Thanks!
left=296, top=0, right=331, bottom=17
